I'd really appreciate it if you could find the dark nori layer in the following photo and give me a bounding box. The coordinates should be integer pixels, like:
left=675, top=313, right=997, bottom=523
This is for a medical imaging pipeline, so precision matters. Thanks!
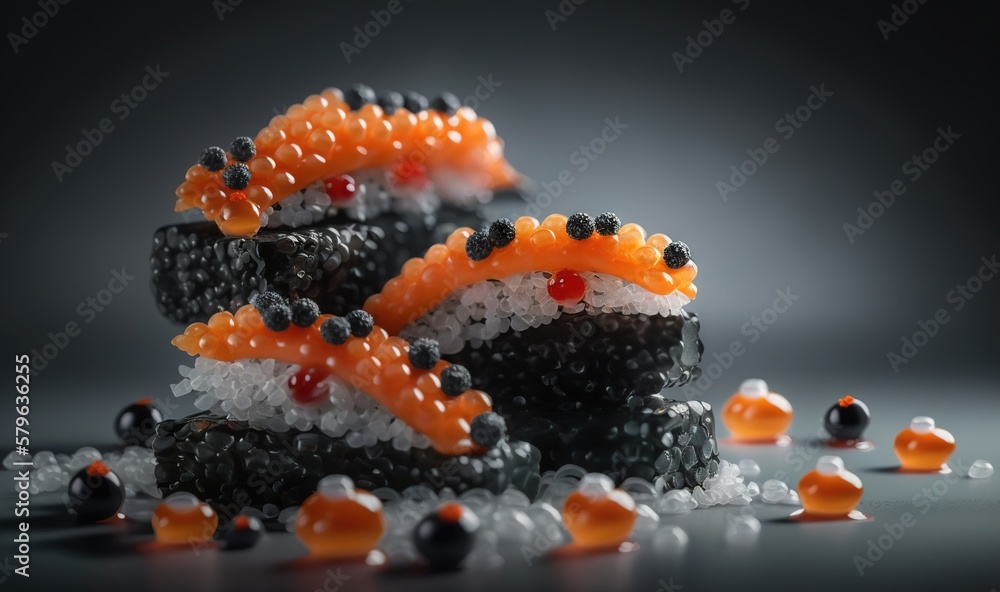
left=153, top=414, right=541, bottom=512
left=151, top=207, right=486, bottom=324
left=505, top=398, right=720, bottom=487
left=445, top=310, right=703, bottom=414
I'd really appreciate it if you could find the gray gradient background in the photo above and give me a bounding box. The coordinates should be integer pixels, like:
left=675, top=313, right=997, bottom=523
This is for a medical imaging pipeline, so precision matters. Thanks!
left=1, top=1, right=998, bottom=591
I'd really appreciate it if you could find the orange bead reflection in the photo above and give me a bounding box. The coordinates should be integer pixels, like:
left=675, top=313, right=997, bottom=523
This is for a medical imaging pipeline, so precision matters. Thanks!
left=722, top=379, right=793, bottom=441
left=894, top=417, right=955, bottom=471
left=295, top=476, right=385, bottom=558
left=152, top=493, right=219, bottom=544
left=563, top=477, right=637, bottom=549
left=799, top=457, right=863, bottom=517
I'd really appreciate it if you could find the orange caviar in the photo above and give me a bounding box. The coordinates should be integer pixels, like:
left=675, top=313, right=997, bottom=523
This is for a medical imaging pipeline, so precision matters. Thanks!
left=152, top=493, right=219, bottom=544
left=363, top=216, right=698, bottom=334
left=721, top=379, right=793, bottom=441
left=894, top=417, right=955, bottom=471
left=172, top=305, right=491, bottom=455
left=295, top=477, right=385, bottom=558
left=562, top=476, right=637, bottom=548
left=798, top=457, right=864, bottom=517
left=175, top=89, right=519, bottom=237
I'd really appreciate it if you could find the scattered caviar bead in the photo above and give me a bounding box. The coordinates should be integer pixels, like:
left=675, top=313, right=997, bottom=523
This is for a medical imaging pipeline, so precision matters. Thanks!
left=488, top=218, right=516, bottom=248
left=430, top=92, right=461, bottom=115
left=230, top=136, right=256, bottom=162
left=403, top=91, right=429, bottom=113
left=67, top=461, right=125, bottom=523
left=563, top=476, right=637, bottom=548
left=345, top=310, right=374, bottom=337
left=323, top=174, right=357, bottom=201
left=547, top=269, right=587, bottom=303
left=289, top=298, right=320, bottom=327
left=288, top=367, right=331, bottom=406
left=894, top=417, right=955, bottom=471
left=465, top=231, right=493, bottom=261
left=260, top=303, right=292, bottom=331
left=295, top=475, right=385, bottom=557
left=440, top=365, right=472, bottom=396
left=470, top=412, right=506, bottom=447
left=152, top=492, right=219, bottom=544
left=413, top=503, right=480, bottom=568
left=722, top=379, right=793, bottom=441
left=320, top=317, right=352, bottom=345
left=408, top=337, right=441, bottom=370
left=252, top=290, right=285, bottom=311
left=798, top=456, right=864, bottom=516
left=199, top=146, right=227, bottom=171
left=222, top=163, right=252, bottom=190
left=823, top=396, right=871, bottom=441
left=222, top=513, right=263, bottom=550
left=594, top=212, right=621, bottom=236
left=565, top=212, right=595, bottom=240
left=114, top=398, right=164, bottom=446
left=663, top=241, right=691, bottom=269
left=345, top=84, right=376, bottom=110
left=377, top=91, right=404, bottom=115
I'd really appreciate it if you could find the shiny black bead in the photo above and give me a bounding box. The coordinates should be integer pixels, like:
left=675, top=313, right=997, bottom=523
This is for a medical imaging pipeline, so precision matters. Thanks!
left=115, top=399, right=164, bottom=446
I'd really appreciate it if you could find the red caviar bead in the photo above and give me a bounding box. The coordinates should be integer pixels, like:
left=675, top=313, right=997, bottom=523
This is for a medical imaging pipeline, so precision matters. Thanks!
left=547, top=269, right=586, bottom=303
left=86, top=460, right=111, bottom=477
left=391, top=160, right=428, bottom=188
left=838, top=395, right=854, bottom=407
left=324, top=174, right=356, bottom=201
left=437, top=502, right=465, bottom=524
left=228, top=190, right=247, bottom=202
left=288, top=368, right=330, bottom=406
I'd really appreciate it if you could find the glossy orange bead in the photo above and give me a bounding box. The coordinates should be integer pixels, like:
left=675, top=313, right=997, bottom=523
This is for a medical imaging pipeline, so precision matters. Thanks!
left=152, top=493, right=219, bottom=544
left=562, top=475, right=637, bottom=548
left=295, top=476, right=385, bottom=558
left=798, top=456, right=863, bottom=516
left=722, top=379, right=793, bottom=441
left=894, top=417, right=955, bottom=471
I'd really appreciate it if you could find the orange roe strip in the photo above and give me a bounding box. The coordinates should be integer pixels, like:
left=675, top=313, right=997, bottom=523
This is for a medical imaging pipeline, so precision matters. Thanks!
left=171, top=305, right=492, bottom=455
left=86, top=460, right=111, bottom=477
left=838, top=395, right=855, bottom=407
left=135, top=397, right=153, bottom=405
left=174, top=89, right=519, bottom=237
left=363, top=215, right=698, bottom=334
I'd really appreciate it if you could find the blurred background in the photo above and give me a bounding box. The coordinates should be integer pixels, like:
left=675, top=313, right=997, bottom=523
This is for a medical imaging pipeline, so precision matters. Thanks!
left=1, top=1, right=998, bottom=590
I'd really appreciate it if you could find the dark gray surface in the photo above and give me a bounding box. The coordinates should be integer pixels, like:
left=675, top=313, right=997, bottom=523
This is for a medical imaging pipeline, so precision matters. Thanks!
left=2, top=0, right=998, bottom=590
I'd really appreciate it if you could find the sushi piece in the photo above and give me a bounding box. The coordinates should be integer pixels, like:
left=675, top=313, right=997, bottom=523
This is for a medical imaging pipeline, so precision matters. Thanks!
left=152, top=413, right=541, bottom=511
left=173, top=85, right=520, bottom=237
left=363, top=213, right=701, bottom=411
left=151, top=206, right=486, bottom=324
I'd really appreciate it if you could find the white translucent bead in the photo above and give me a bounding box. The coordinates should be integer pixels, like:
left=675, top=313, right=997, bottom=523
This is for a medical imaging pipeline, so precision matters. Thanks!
left=816, top=455, right=845, bottom=476
left=725, top=515, right=761, bottom=544
left=910, top=416, right=935, bottom=434
left=577, top=473, right=615, bottom=497
left=633, top=504, right=660, bottom=532
left=761, top=479, right=789, bottom=503
left=317, top=475, right=354, bottom=499
left=164, top=492, right=202, bottom=510
left=737, top=459, right=761, bottom=478
left=739, top=378, right=768, bottom=397
left=653, top=525, right=689, bottom=549
left=968, top=460, right=994, bottom=479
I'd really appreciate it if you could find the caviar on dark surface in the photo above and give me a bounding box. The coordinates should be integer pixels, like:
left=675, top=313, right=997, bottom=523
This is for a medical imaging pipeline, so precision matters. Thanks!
left=565, top=213, right=595, bottom=240
left=289, top=298, right=321, bottom=327
left=408, top=338, right=442, bottom=370
left=403, top=91, right=429, bottom=114
left=465, top=231, right=493, bottom=261
left=115, top=398, right=164, bottom=446
left=199, top=146, right=227, bottom=172
left=488, top=218, right=516, bottom=248
left=261, top=303, right=292, bottom=331
left=222, top=163, right=252, bottom=190
left=320, top=317, right=352, bottom=345
left=440, top=365, right=472, bottom=397
left=413, top=503, right=480, bottom=568
left=430, top=92, right=461, bottom=115
left=153, top=414, right=541, bottom=510
left=68, top=461, right=125, bottom=523
left=470, top=412, right=506, bottom=447
left=594, top=212, right=621, bottom=236
left=345, top=310, right=374, bottom=337
left=377, top=91, right=404, bottom=115
left=230, top=136, right=256, bottom=162
left=663, top=241, right=691, bottom=269
left=823, top=396, right=871, bottom=441
left=345, top=84, right=376, bottom=110
left=222, top=513, right=263, bottom=550
left=447, top=309, right=703, bottom=414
